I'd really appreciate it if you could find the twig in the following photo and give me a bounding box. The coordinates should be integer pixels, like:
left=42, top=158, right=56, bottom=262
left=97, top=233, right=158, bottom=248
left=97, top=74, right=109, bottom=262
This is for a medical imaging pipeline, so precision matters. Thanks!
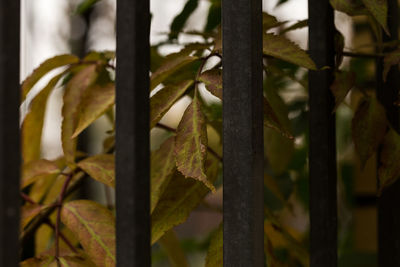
left=55, top=174, right=74, bottom=261
left=44, top=220, right=78, bottom=254
left=342, top=51, right=385, bottom=58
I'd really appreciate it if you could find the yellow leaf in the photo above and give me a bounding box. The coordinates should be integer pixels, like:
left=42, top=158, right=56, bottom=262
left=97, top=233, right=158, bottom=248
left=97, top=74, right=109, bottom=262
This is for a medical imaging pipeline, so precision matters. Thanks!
left=72, top=83, right=115, bottom=138
left=22, top=72, right=66, bottom=163
left=158, top=230, right=189, bottom=267
left=61, top=200, right=115, bottom=267
left=21, top=159, right=60, bottom=188
left=21, top=54, right=79, bottom=101
left=78, top=154, right=115, bottom=188
left=62, top=65, right=98, bottom=166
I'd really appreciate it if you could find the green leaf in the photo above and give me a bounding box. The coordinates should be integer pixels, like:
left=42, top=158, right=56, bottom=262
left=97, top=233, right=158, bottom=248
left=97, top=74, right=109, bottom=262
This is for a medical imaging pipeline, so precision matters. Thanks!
left=22, top=159, right=60, bottom=188
left=199, top=69, right=222, bottom=99
left=151, top=157, right=219, bottom=244
left=151, top=137, right=176, bottom=213
left=76, top=0, right=100, bottom=15
left=264, top=97, right=293, bottom=139
left=83, top=51, right=115, bottom=62
left=150, top=80, right=194, bottom=129
left=204, top=0, right=221, bottom=32
left=150, top=55, right=199, bottom=91
left=352, top=97, right=387, bottom=167
left=158, top=230, right=189, bottom=267
left=175, top=92, right=215, bottom=191
left=62, top=65, right=98, bottom=167
left=383, top=49, right=400, bottom=81
left=281, top=19, right=308, bottom=34
left=61, top=200, right=115, bottom=267
left=264, top=88, right=294, bottom=175
left=330, top=71, right=356, bottom=111
left=22, top=72, right=66, bottom=163
left=72, top=82, right=115, bottom=138
left=77, top=154, right=115, bottom=188
left=169, top=0, right=199, bottom=39
left=263, top=12, right=285, bottom=31
left=378, top=129, right=400, bottom=193
left=21, top=54, right=79, bottom=101
left=330, top=0, right=366, bottom=16
left=361, top=0, right=388, bottom=34
left=205, top=224, right=223, bottom=267
left=263, top=33, right=316, bottom=70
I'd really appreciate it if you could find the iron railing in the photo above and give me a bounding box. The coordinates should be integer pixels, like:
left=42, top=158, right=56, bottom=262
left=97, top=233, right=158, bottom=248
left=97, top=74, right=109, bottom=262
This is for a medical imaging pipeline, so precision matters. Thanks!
left=0, top=0, right=399, bottom=266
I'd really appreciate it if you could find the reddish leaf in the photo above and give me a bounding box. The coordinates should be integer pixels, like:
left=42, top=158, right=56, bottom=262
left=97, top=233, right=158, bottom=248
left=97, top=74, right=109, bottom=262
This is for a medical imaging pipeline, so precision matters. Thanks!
left=175, top=92, right=214, bottom=191
left=352, top=97, right=387, bottom=167
left=61, top=200, right=115, bottom=267
left=77, top=154, right=115, bottom=188
left=150, top=80, right=194, bottom=129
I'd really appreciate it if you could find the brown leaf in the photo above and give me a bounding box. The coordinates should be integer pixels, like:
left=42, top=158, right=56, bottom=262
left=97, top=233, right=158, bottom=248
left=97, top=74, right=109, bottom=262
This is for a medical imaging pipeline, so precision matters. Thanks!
left=199, top=69, right=222, bottom=99
left=352, top=97, right=387, bottom=167
left=150, top=80, right=194, bottom=129
left=151, top=137, right=176, bottom=213
left=175, top=92, right=214, bottom=191
left=61, top=200, right=115, bottom=267
left=378, top=129, right=400, bottom=193
left=62, top=65, right=98, bottom=167
left=21, top=204, right=46, bottom=230
left=21, top=54, right=79, bottom=101
left=78, top=154, right=115, bottom=188
left=22, top=72, right=66, bottom=163
left=263, top=33, right=316, bottom=70
left=21, top=159, right=60, bottom=189
left=330, top=71, right=356, bottom=111
left=72, top=83, right=115, bottom=138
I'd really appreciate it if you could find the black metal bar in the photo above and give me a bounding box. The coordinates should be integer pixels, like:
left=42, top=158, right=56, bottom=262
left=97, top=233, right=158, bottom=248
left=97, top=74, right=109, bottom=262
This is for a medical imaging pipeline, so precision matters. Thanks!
left=0, top=1, right=20, bottom=266
left=308, top=1, right=337, bottom=266
left=377, top=0, right=400, bottom=265
left=222, top=0, right=264, bottom=266
left=115, top=0, right=150, bottom=266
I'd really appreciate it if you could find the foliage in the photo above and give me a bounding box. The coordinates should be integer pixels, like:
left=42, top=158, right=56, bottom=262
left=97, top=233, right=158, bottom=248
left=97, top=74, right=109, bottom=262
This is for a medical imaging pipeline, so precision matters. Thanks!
left=19, top=0, right=400, bottom=266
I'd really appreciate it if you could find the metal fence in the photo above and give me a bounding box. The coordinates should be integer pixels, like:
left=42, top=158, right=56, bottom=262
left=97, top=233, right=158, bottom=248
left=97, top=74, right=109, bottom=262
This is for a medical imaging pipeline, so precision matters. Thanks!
left=0, top=0, right=399, bottom=266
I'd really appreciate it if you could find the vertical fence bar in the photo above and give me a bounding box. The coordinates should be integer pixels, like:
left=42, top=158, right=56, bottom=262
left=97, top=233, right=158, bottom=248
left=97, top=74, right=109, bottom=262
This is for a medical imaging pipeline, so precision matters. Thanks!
left=222, top=0, right=264, bottom=266
left=308, top=1, right=337, bottom=266
left=377, top=0, right=400, bottom=265
left=0, top=1, right=20, bottom=266
left=116, top=0, right=150, bottom=266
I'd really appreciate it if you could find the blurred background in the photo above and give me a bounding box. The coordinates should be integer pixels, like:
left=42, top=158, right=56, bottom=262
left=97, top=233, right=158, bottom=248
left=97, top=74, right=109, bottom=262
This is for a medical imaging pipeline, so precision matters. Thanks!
left=21, top=0, right=380, bottom=266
